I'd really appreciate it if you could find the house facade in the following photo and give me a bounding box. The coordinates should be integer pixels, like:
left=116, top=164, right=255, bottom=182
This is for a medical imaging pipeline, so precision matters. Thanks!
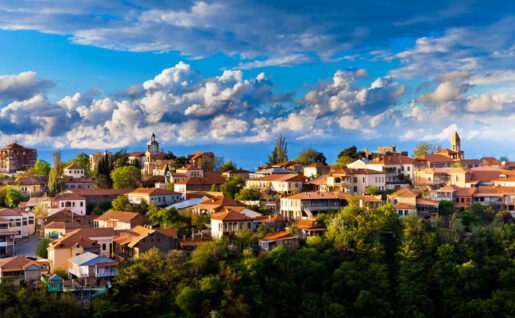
left=0, top=143, right=37, bottom=173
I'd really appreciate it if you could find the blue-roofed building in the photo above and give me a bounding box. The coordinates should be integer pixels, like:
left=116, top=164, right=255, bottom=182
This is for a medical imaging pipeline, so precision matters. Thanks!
left=68, top=252, right=117, bottom=286
left=168, top=197, right=207, bottom=210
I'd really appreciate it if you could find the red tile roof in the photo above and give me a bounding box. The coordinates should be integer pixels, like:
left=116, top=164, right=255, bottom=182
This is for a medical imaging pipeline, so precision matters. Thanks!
left=129, top=187, right=181, bottom=195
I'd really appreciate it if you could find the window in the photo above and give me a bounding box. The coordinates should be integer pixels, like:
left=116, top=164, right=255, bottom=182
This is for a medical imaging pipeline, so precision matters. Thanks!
left=102, top=243, right=106, bottom=250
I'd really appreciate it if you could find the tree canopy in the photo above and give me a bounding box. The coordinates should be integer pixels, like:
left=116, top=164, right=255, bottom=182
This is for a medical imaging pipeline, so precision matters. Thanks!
left=267, top=134, right=288, bottom=164
left=294, top=148, right=327, bottom=165
left=110, top=166, right=141, bottom=189
left=413, top=142, right=442, bottom=157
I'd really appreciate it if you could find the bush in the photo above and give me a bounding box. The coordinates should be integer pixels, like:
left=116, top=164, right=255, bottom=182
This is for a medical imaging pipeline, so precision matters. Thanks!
left=35, top=238, right=50, bottom=258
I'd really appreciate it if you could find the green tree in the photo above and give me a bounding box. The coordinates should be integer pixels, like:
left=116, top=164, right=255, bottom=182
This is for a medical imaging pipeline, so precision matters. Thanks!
left=220, top=176, right=244, bottom=199
left=33, top=159, right=51, bottom=176
left=5, top=187, right=26, bottom=207
left=366, top=185, right=380, bottom=195
left=235, top=188, right=261, bottom=201
left=35, top=237, right=51, bottom=258
left=69, top=152, right=90, bottom=174
left=219, top=160, right=236, bottom=172
left=267, top=133, right=288, bottom=164
left=96, top=151, right=112, bottom=188
left=413, top=142, right=441, bottom=157
left=112, top=195, right=130, bottom=211
left=172, top=156, right=190, bottom=169
left=294, top=148, right=327, bottom=165
left=48, top=150, right=63, bottom=195
left=110, top=166, right=141, bottom=189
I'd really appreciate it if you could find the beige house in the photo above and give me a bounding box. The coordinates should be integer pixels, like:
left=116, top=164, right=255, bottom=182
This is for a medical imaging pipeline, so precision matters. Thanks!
left=47, top=228, right=117, bottom=272
left=0, top=256, right=42, bottom=285
left=303, top=163, right=330, bottom=178
left=128, top=188, right=182, bottom=207
left=245, top=174, right=307, bottom=194
left=279, top=191, right=348, bottom=221
left=94, top=211, right=147, bottom=230
left=326, top=169, right=386, bottom=195
left=176, top=165, right=204, bottom=178
left=210, top=209, right=253, bottom=239
left=63, top=164, right=85, bottom=178
left=45, top=192, right=87, bottom=216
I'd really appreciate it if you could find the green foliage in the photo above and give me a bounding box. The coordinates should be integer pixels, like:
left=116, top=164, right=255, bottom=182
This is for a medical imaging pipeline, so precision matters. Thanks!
left=413, top=142, right=441, bottom=157
left=366, top=185, right=380, bottom=195
left=294, top=148, right=327, bottom=165
left=35, top=237, right=51, bottom=258
left=4, top=186, right=27, bottom=207
left=110, top=165, right=141, bottom=189
left=33, top=159, right=51, bottom=176
left=70, top=152, right=90, bottom=174
left=267, top=133, right=288, bottom=164
left=334, top=146, right=365, bottom=168
left=1, top=203, right=512, bottom=318
left=235, top=188, right=261, bottom=201
left=48, top=150, right=64, bottom=195
left=112, top=195, right=130, bottom=211
left=148, top=207, right=190, bottom=235
left=53, top=267, right=68, bottom=279
left=218, top=160, right=236, bottom=172
left=173, top=156, right=190, bottom=169
left=91, top=201, right=112, bottom=215
left=220, top=175, right=244, bottom=199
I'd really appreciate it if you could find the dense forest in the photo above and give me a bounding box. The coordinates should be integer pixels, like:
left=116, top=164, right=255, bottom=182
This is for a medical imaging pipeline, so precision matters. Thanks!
left=0, top=202, right=513, bottom=318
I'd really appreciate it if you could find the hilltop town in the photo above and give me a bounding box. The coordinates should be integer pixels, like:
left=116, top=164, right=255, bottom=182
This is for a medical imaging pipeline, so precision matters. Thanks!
left=0, top=131, right=513, bottom=316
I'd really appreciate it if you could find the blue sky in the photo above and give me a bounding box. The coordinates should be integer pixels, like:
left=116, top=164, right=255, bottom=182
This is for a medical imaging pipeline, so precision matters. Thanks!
left=1, top=1, right=515, bottom=168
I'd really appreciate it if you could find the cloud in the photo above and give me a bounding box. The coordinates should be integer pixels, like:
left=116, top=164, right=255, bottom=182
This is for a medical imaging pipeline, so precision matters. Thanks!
left=1, top=0, right=514, bottom=66
left=235, top=54, right=313, bottom=70
left=0, top=71, right=53, bottom=100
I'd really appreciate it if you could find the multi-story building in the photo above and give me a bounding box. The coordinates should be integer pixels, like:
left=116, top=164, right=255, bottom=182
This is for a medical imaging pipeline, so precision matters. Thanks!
left=0, top=208, right=36, bottom=239
left=245, top=174, right=307, bottom=194
left=0, top=143, right=37, bottom=173
left=326, top=169, right=386, bottom=194
left=279, top=192, right=348, bottom=221
left=127, top=188, right=182, bottom=207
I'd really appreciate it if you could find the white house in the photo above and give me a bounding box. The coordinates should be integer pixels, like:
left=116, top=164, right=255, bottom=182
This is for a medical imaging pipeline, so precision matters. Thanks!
left=245, top=174, right=307, bottom=193
left=63, top=164, right=85, bottom=179
left=303, top=163, right=330, bottom=178
left=326, top=169, right=386, bottom=195
left=128, top=188, right=182, bottom=207
left=46, top=193, right=86, bottom=216
left=176, top=165, right=204, bottom=178
left=0, top=208, right=35, bottom=238
left=367, top=156, right=416, bottom=188
left=279, top=191, right=348, bottom=221
left=210, top=209, right=253, bottom=239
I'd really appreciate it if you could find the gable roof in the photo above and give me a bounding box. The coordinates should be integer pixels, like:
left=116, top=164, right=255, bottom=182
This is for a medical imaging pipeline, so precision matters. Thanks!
left=369, top=155, right=416, bottom=165
left=191, top=196, right=244, bottom=210
left=250, top=174, right=307, bottom=182
left=296, top=219, right=325, bottom=230
left=129, top=187, right=181, bottom=196
left=285, top=191, right=349, bottom=200
left=416, top=154, right=454, bottom=163
left=95, top=211, right=142, bottom=222
left=68, top=252, right=117, bottom=266
left=113, top=225, right=177, bottom=248
left=210, top=210, right=251, bottom=221
left=0, top=256, right=41, bottom=272
left=260, top=231, right=294, bottom=241
left=174, top=174, right=227, bottom=185
left=49, top=228, right=117, bottom=249
left=65, top=164, right=84, bottom=170
left=389, top=187, right=419, bottom=198
left=0, top=208, right=23, bottom=217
